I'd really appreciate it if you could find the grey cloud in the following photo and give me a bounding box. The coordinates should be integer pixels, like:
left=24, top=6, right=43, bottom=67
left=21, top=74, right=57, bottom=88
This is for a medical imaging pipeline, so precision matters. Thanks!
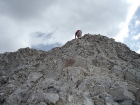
left=30, top=31, right=56, bottom=46
left=63, top=0, right=129, bottom=36
left=0, top=0, right=134, bottom=53
left=32, top=43, right=61, bottom=51
left=33, top=32, right=52, bottom=39
left=42, top=0, right=130, bottom=38
left=0, top=0, right=56, bottom=20
left=0, top=33, right=28, bottom=53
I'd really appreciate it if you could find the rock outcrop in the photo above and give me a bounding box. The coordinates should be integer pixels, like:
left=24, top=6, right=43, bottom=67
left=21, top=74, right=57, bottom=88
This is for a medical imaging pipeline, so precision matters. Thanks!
left=0, top=34, right=140, bottom=105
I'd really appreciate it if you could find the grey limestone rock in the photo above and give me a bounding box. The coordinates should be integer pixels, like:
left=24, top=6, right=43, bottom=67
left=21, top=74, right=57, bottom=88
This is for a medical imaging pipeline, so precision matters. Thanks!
left=0, top=76, right=8, bottom=85
left=0, top=34, right=140, bottom=105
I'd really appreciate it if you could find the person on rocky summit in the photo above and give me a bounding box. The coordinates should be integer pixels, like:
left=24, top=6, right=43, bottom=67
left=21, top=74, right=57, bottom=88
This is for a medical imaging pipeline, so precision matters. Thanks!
left=75, top=30, right=82, bottom=39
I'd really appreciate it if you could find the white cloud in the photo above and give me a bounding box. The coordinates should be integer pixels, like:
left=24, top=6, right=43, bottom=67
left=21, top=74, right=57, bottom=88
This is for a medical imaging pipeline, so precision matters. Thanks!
left=114, top=0, right=140, bottom=42
left=135, top=20, right=140, bottom=27
left=132, top=33, right=140, bottom=40
left=137, top=49, right=140, bottom=54
left=0, top=0, right=140, bottom=53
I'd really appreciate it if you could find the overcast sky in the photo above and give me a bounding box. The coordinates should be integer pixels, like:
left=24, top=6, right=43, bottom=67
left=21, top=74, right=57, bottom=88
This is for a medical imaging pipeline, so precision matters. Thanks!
left=0, top=0, right=140, bottom=54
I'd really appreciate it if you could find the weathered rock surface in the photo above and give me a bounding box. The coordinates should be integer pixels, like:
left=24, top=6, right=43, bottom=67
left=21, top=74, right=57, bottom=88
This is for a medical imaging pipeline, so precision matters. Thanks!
left=0, top=34, right=140, bottom=105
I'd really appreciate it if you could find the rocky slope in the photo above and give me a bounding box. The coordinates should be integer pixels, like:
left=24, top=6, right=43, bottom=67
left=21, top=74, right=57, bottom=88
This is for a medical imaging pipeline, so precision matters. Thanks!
left=0, top=34, right=140, bottom=105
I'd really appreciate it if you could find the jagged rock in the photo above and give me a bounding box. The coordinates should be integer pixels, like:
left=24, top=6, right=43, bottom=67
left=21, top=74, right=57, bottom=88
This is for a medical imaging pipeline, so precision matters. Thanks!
left=136, top=89, right=140, bottom=102
left=84, top=96, right=94, bottom=105
left=45, top=93, right=59, bottom=104
left=119, top=99, right=133, bottom=105
left=0, top=76, right=8, bottom=85
left=0, top=96, right=5, bottom=104
left=94, top=99, right=105, bottom=105
left=107, top=87, right=135, bottom=102
left=38, top=102, right=47, bottom=105
left=0, top=34, right=140, bottom=105
left=27, top=72, right=43, bottom=82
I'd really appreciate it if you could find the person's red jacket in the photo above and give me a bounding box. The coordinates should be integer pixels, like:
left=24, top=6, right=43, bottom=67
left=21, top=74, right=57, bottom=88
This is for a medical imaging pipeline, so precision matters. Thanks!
left=75, top=30, right=82, bottom=39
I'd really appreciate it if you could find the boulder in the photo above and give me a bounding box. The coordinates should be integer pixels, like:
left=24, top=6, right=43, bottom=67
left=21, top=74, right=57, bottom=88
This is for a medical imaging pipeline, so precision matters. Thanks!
left=45, top=93, right=59, bottom=104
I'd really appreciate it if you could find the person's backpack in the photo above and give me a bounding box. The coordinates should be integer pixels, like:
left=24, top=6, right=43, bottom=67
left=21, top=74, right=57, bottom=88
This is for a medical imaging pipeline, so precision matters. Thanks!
left=75, top=30, right=80, bottom=35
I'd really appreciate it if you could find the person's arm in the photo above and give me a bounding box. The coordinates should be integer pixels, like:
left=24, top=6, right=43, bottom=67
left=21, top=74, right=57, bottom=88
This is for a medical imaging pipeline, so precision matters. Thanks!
left=75, top=34, right=76, bottom=39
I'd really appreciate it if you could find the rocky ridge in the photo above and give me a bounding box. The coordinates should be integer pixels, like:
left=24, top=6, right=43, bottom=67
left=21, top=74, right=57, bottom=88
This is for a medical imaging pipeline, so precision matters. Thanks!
left=0, top=34, right=140, bottom=105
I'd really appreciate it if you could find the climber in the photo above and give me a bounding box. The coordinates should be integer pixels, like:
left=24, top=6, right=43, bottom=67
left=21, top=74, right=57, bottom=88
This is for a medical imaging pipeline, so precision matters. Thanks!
left=75, top=30, right=82, bottom=39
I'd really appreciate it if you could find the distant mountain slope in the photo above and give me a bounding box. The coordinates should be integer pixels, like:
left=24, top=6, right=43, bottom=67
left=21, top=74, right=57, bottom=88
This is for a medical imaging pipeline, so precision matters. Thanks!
left=0, top=34, right=140, bottom=105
